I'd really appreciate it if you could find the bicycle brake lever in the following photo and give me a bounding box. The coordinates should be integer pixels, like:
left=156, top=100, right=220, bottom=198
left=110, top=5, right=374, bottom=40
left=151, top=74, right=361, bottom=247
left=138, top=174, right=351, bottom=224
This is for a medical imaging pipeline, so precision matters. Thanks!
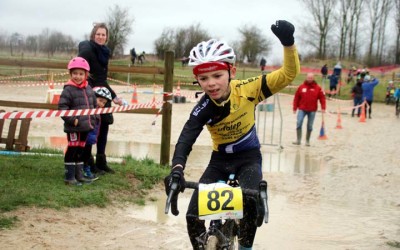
left=259, top=181, right=269, bottom=223
left=164, top=174, right=180, bottom=214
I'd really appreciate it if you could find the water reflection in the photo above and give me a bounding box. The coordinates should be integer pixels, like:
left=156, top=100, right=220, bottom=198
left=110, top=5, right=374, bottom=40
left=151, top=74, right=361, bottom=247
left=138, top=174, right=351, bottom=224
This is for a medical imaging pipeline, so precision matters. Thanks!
left=262, top=147, right=324, bottom=174
left=29, top=136, right=325, bottom=175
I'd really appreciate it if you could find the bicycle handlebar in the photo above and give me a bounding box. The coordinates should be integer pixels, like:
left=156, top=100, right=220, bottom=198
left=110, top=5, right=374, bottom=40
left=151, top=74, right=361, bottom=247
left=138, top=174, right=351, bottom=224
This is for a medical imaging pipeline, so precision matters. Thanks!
left=165, top=179, right=269, bottom=224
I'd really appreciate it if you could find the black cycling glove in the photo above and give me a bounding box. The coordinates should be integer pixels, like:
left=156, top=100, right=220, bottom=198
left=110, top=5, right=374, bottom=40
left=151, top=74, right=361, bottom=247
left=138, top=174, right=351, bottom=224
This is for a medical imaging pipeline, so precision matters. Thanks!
left=164, top=165, right=185, bottom=195
left=164, top=165, right=186, bottom=216
left=271, top=20, right=295, bottom=46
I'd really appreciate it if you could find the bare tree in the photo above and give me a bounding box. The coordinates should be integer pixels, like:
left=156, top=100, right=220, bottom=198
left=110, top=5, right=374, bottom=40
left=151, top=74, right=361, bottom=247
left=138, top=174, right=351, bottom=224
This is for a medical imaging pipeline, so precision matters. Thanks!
left=9, top=32, right=24, bottom=56
left=25, top=35, right=38, bottom=55
left=153, top=23, right=209, bottom=60
left=237, top=25, right=271, bottom=64
left=105, top=4, right=134, bottom=58
left=395, top=0, right=400, bottom=64
left=298, top=0, right=337, bottom=59
left=375, top=0, right=392, bottom=65
left=347, top=0, right=364, bottom=60
left=154, top=28, right=175, bottom=60
left=365, top=0, right=392, bottom=65
left=337, top=0, right=353, bottom=60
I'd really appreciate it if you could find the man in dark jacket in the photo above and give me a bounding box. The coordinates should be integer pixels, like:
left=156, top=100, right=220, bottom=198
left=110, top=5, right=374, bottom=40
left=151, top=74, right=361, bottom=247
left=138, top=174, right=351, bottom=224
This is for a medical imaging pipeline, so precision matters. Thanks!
left=351, top=79, right=363, bottom=117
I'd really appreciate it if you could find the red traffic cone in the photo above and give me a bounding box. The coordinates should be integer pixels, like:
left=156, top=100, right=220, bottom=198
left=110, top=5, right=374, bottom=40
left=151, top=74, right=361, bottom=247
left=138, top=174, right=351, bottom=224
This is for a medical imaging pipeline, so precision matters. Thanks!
left=359, top=101, right=366, bottom=123
left=131, top=84, right=138, bottom=104
left=335, top=107, right=343, bottom=129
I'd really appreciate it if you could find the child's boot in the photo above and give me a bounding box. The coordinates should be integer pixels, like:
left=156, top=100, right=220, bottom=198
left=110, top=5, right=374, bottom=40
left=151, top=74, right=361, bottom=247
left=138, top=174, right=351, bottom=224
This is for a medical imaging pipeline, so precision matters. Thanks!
left=75, top=163, right=92, bottom=184
left=64, top=163, right=81, bottom=186
left=83, top=165, right=99, bottom=181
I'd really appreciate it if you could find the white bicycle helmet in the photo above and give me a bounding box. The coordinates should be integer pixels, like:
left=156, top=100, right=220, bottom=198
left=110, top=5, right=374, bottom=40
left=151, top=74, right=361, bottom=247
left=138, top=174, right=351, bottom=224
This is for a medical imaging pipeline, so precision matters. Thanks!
left=189, top=39, right=236, bottom=75
left=93, top=87, right=112, bottom=101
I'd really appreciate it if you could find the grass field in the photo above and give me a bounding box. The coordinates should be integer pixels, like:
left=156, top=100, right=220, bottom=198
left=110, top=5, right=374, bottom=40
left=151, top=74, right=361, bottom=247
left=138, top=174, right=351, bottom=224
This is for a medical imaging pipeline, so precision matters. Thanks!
left=0, top=148, right=169, bottom=229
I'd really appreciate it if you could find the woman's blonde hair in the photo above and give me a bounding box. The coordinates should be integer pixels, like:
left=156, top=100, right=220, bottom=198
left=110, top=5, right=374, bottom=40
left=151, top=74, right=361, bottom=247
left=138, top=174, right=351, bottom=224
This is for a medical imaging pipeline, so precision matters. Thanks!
left=90, top=22, right=109, bottom=42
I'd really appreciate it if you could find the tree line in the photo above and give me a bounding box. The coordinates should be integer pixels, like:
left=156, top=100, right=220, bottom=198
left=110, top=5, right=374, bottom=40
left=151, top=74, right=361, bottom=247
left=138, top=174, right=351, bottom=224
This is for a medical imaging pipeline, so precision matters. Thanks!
left=299, top=0, right=400, bottom=65
left=1, top=1, right=399, bottom=66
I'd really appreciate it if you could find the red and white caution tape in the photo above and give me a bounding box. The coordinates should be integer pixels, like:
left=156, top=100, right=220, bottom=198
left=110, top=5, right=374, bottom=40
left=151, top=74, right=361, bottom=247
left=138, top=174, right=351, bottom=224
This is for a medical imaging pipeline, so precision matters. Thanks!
left=0, top=101, right=164, bottom=120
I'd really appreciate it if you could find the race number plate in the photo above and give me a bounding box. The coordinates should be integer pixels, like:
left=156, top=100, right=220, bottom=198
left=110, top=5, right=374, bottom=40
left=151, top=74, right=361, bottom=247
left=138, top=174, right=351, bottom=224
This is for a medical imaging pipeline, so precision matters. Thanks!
left=198, top=183, right=243, bottom=220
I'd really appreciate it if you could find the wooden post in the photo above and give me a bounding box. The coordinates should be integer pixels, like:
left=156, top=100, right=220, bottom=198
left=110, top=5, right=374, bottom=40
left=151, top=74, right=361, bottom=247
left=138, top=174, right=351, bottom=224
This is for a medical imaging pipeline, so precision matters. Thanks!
left=15, top=118, right=31, bottom=151
left=6, top=119, right=18, bottom=150
left=160, top=51, right=174, bottom=166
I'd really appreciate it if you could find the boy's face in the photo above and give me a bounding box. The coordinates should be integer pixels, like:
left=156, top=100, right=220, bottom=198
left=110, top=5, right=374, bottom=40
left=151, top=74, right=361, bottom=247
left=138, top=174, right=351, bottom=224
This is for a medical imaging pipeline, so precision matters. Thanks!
left=96, top=96, right=107, bottom=108
left=196, top=68, right=236, bottom=101
left=70, top=69, right=86, bottom=85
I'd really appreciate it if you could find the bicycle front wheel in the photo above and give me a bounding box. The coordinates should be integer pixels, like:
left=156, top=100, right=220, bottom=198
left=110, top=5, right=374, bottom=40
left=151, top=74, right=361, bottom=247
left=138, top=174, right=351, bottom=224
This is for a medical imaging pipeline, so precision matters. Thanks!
left=205, top=235, right=218, bottom=250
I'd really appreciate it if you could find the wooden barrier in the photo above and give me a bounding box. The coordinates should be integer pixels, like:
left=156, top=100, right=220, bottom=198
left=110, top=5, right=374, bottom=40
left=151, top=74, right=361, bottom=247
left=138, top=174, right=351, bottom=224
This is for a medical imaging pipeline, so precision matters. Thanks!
left=0, top=110, right=31, bottom=151
left=0, top=51, right=175, bottom=164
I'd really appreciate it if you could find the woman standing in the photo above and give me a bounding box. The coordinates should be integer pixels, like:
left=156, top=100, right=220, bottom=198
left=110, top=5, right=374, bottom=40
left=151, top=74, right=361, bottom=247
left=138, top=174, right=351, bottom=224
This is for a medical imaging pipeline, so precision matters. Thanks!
left=78, top=23, right=126, bottom=174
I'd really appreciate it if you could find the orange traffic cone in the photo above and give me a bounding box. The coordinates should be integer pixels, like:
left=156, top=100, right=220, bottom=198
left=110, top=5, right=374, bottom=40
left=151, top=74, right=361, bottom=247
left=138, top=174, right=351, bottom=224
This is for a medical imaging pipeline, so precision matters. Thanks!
left=131, top=84, right=138, bottom=104
left=318, top=113, right=328, bottom=140
left=51, top=93, right=60, bottom=104
left=359, top=101, right=366, bottom=123
left=335, top=107, right=343, bottom=129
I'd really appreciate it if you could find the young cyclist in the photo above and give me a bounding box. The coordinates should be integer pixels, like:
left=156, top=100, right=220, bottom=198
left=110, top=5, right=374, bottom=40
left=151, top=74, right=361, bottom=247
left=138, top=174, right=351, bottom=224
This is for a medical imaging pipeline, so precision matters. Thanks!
left=164, top=20, right=300, bottom=250
left=59, top=57, right=97, bottom=185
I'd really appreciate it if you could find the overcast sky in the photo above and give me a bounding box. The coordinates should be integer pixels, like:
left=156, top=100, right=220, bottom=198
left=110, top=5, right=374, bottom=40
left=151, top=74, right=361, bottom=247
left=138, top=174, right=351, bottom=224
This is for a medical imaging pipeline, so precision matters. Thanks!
left=1, top=0, right=303, bottom=63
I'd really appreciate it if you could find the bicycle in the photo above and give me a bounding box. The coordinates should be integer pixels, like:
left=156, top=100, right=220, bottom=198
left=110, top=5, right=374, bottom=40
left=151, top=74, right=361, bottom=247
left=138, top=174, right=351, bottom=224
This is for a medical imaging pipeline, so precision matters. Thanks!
left=165, top=174, right=269, bottom=250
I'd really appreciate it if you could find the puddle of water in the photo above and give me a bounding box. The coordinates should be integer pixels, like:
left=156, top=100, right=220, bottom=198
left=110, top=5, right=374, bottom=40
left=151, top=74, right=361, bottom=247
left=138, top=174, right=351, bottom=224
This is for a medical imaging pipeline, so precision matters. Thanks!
left=29, top=136, right=326, bottom=175
left=125, top=189, right=400, bottom=249
left=262, top=148, right=325, bottom=174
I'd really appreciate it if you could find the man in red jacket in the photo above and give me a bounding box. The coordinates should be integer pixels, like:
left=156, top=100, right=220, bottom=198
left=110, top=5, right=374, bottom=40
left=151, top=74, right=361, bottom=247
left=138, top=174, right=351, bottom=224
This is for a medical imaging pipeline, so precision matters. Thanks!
left=293, top=73, right=326, bottom=146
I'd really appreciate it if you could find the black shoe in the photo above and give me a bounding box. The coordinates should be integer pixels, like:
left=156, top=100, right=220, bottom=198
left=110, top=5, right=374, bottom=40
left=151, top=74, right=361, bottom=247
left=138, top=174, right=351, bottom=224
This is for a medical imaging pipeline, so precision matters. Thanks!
left=96, top=154, right=115, bottom=174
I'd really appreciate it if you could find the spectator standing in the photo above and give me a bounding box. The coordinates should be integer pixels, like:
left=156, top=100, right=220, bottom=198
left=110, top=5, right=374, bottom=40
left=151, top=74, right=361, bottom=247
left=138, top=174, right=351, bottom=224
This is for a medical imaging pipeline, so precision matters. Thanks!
left=260, top=57, right=267, bottom=74
left=320, top=64, right=328, bottom=91
left=130, top=48, right=137, bottom=65
left=78, top=22, right=127, bottom=174
left=351, top=79, right=363, bottom=117
left=292, top=73, right=326, bottom=146
left=58, top=57, right=97, bottom=185
left=333, top=61, right=342, bottom=77
left=138, top=51, right=146, bottom=64
left=320, top=64, right=328, bottom=78
left=361, top=75, right=379, bottom=119
left=81, top=87, right=114, bottom=178
left=328, top=73, right=339, bottom=97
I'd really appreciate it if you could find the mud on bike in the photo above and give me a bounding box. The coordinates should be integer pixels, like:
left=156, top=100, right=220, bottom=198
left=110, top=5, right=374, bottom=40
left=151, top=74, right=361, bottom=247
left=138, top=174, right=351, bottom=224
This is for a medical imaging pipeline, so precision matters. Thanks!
left=165, top=173, right=269, bottom=250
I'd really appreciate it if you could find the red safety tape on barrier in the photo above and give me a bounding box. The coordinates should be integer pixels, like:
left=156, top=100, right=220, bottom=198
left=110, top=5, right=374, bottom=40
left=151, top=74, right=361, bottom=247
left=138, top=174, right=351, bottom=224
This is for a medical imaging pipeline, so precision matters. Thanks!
left=0, top=72, right=68, bottom=81
left=0, top=82, right=65, bottom=87
left=0, top=100, right=164, bottom=120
